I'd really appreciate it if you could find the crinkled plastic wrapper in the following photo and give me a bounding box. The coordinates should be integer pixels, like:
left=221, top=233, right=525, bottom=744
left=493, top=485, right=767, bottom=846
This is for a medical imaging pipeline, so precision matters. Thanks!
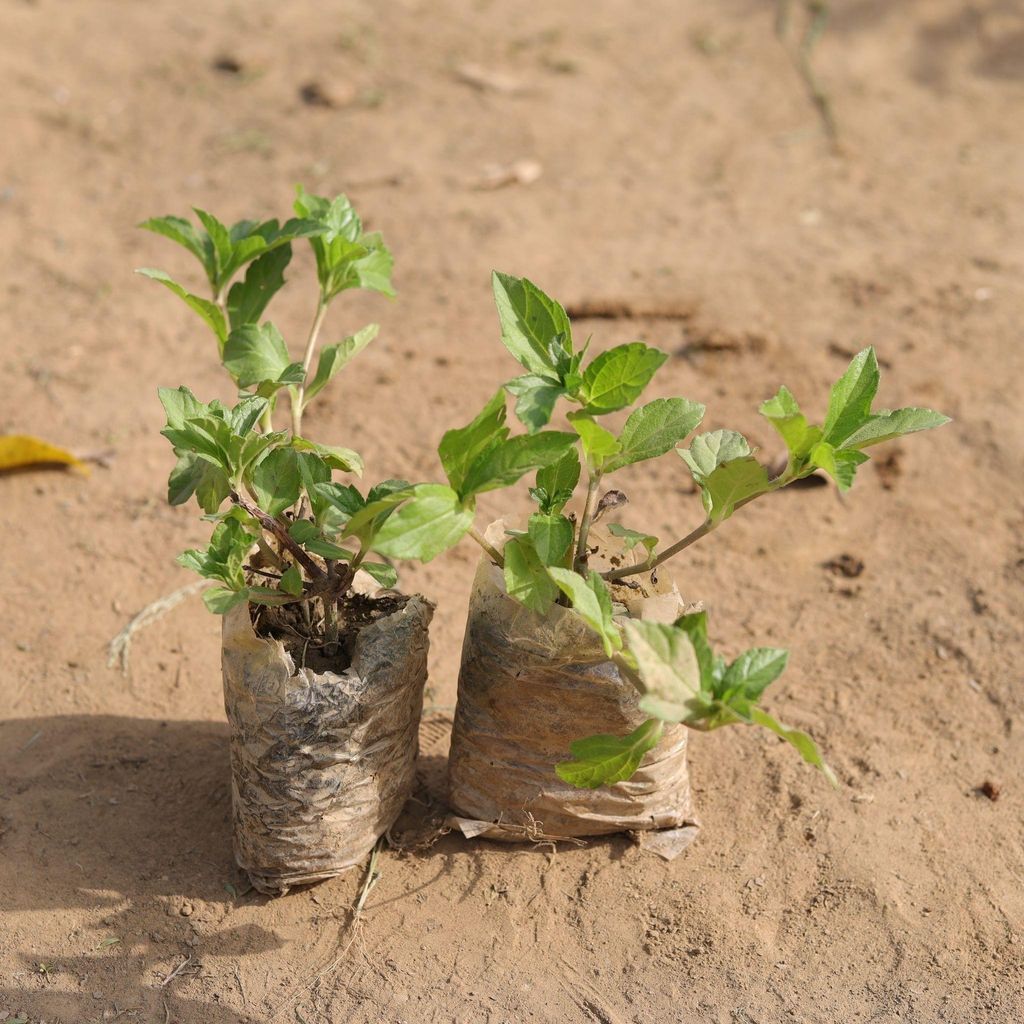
left=221, top=590, right=433, bottom=895
left=447, top=525, right=698, bottom=858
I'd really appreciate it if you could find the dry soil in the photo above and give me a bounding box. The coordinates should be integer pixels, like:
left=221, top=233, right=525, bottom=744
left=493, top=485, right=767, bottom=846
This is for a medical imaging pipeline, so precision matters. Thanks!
left=2, top=2, right=1023, bottom=1022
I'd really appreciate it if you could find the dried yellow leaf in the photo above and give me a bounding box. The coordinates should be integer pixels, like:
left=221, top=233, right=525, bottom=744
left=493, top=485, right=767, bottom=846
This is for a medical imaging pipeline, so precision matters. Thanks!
left=0, top=435, right=88, bottom=473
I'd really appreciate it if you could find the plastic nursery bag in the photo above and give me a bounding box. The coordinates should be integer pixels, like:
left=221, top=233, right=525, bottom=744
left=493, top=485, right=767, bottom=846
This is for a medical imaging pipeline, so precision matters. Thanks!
left=221, top=585, right=434, bottom=895
left=447, top=524, right=698, bottom=858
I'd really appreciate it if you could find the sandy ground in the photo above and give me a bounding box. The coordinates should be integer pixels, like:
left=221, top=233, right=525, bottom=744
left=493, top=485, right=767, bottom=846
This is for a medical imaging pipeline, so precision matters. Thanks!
left=2, top=1, right=1024, bottom=1021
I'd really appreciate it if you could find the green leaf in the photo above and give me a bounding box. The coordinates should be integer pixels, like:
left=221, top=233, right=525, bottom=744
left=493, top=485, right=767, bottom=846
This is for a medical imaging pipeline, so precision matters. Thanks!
left=203, top=586, right=250, bottom=614
left=306, top=537, right=354, bottom=559
left=840, top=407, right=950, bottom=450
left=603, top=397, right=705, bottom=472
left=366, top=478, right=414, bottom=504
left=229, top=396, right=270, bottom=436
left=313, top=482, right=365, bottom=522
left=607, top=523, right=658, bottom=556
left=249, top=448, right=301, bottom=516
left=505, top=374, right=566, bottom=433
left=749, top=708, right=836, bottom=786
left=296, top=452, right=332, bottom=522
left=219, top=216, right=325, bottom=284
left=137, top=269, right=227, bottom=349
left=279, top=564, right=304, bottom=596
left=701, top=457, right=771, bottom=520
left=161, top=415, right=232, bottom=470
left=222, top=323, right=293, bottom=389
left=679, top=429, right=752, bottom=477
left=491, top=271, right=572, bottom=376
left=624, top=619, right=704, bottom=722
left=531, top=450, right=581, bottom=514
left=346, top=238, right=395, bottom=297
left=822, top=347, right=880, bottom=445
left=226, top=245, right=292, bottom=330
left=370, top=483, right=474, bottom=562
left=179, top=518, right=254, bottom=590
left=167, top=451, right=230, bottom=513
left=158, top=385, right=207, bottom=430
left=193, top=207, right=233, bottom=285
left=360, top=561, right=399, bottom=589
left=138, top=215, right=211, bottom=276
left=722, top=648, right=789, bottom=701
left=438, top=390, right=509, bottom=495
left=303, top=324, right=380, bottom=405
left=555, top=718, right=664, bottom=789
left=503, top=535, right=560, bottom=614
left=679, top=430, right=770, bottom=521
left=527, top=513, right=574, bottom=566
left=758, top=386, right=821, bottom=462
left=547, top=568, right=622, bottom=656
left=674, top=611, right=715, bottom=691
left=288, top=516, right=354, bottom=558
left=810, top=442, right=867, bottom=491
left=341, top=487, right=414, bottom=543
left=578, top=342, right=668, bottom=414
left=459, top=431, right=578, bottom=499
left=293, top=187, right=394, bottom=299
left=567, top=412, right=620, bottom=468
left=291, top=437, right=363, bottom=475
left=294, top=186, right=361, bottom=241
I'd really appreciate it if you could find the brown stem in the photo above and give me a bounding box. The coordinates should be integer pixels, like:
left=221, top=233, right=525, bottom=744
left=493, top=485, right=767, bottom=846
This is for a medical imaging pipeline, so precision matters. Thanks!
left=230, top=491, right=325, bottom=580
left=244, top=565, right=285, bottom=582
left=603, top=519, right=717, bottom=582
left=600, top=470, right=803, bottom=583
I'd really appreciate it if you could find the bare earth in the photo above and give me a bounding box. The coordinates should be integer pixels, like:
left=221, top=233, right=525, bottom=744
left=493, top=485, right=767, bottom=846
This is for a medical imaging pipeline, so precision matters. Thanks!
left=2, top=2, right=1023, bottom=1021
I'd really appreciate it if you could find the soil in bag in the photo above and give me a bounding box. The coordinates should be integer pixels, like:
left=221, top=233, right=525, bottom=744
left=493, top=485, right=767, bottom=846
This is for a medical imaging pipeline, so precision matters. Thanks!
left=222, top=578, right=433, bottom=895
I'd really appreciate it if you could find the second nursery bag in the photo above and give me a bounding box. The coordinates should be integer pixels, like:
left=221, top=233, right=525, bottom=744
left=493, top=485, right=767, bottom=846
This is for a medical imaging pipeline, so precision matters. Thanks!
left=447, top=527, right=697, bottom=845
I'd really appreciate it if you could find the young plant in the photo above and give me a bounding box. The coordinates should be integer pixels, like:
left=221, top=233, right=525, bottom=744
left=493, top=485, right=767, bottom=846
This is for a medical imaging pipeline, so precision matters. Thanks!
left=410, top=272, right=949, bottom=786
left=143, top=188, right=452, bottom=647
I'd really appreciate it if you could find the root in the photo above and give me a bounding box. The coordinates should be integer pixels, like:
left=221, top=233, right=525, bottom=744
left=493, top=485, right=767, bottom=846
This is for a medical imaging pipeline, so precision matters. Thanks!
left=107, top=580, right=210, bottom=675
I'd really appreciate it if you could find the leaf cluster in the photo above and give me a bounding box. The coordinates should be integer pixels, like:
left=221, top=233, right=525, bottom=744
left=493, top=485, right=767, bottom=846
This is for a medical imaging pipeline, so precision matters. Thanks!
left=556, top=611, right=835, bottom=788
left=145, top=189, right=450, bottom=625
left=435, top=272, right=949, bottom=789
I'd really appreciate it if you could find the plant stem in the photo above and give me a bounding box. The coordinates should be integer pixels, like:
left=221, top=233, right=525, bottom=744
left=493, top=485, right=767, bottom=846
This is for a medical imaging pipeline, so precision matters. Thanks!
left=291, top=293, right=330, bottom=437
left=603, top=519, right=717, bottom=582
left=600, top=469, right=806, bottom=583
left=469, top=525, right=505, bottom=568
left=573, top=471, right=601, bottom=573
left=231, top=491, right=325, bottom=580
left=321, top=560, right=340, bottom=652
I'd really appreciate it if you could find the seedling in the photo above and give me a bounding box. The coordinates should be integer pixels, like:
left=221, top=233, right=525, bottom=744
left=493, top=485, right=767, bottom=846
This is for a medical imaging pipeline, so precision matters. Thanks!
left=409, top=272, right=948, bottom=786
left=141, top=188, right=462, bottom=648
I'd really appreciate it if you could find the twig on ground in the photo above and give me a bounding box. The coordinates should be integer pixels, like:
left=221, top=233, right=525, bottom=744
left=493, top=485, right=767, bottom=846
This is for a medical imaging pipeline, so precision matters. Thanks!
left=107, top=580, right=210, bottom=675
left=159, top=954, right=193, bottom=988
left=563, top=298, right=697, bottom=321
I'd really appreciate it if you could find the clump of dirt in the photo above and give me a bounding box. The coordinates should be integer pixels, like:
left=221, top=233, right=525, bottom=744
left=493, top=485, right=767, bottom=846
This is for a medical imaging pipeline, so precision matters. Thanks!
left=249, top=589, right=410, bottom=674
